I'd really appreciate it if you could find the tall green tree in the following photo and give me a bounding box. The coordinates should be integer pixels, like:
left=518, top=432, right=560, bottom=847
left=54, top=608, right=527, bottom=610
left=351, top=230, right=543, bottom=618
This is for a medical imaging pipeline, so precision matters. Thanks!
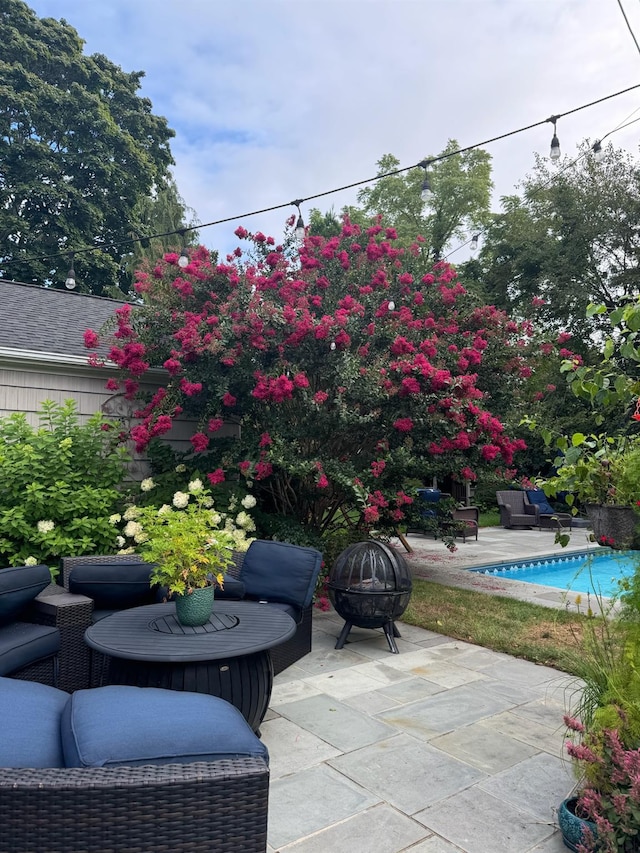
left=334, top=141, right=492, bottom=259
left=0, top=0, right=178, bottom=295
left=479, top=141, right=640, bottom=340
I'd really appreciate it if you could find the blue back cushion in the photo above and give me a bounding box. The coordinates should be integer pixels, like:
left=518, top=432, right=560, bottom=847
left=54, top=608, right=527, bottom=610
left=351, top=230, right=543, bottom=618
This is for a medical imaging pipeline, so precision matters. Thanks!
left=0, top=676, right=68, bottom=767
left=526, top=490, right=555, bottom=515
left=239, top=540, right=323, bottom=609
left=0, top=564, right=51, bottom=626
left=68, top=562, right=154, bottom=609
left=61, top=685, right=269, bottom=768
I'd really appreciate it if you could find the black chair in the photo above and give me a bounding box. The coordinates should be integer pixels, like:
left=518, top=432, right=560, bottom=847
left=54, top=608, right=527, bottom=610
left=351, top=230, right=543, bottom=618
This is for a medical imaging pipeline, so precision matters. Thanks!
left=0, top=564, right=61, bottom=686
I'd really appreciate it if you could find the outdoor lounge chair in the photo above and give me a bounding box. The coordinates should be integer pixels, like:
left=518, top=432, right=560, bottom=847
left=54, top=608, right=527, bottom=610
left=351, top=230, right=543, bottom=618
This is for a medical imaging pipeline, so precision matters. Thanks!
left=496, top=490, right=536, bottom=529
left=524, top=489, right=572, bottom=531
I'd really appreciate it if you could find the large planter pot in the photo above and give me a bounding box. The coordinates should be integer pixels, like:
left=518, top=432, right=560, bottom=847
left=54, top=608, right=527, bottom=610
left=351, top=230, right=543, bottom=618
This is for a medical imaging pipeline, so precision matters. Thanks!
left=558, top=796, right=598, bottom=852
left=174, top=585, right=215, bottom=627
left=586, top=504, right=640, bottom=550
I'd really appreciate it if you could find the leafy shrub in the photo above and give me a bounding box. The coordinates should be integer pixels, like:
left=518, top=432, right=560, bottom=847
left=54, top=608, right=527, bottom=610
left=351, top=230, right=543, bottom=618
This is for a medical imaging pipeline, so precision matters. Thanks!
left=0, top=400, right=129, bottom=569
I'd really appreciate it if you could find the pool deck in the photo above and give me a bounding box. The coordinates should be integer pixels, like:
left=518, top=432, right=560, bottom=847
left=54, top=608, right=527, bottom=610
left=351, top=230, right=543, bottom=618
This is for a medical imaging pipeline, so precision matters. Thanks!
left=263, top=526, right=596, bottom=852
left=397, top=524, right=603, bottom=613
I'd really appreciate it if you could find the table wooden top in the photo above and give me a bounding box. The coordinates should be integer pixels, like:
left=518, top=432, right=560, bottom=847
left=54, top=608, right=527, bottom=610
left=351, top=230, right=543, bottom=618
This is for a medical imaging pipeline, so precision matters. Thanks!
left=85, top=600, right=296, bottom=662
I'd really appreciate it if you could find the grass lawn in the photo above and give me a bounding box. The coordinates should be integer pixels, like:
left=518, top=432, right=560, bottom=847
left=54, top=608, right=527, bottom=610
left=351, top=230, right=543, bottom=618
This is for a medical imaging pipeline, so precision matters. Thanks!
left=403, top=578, right=590, bottom=676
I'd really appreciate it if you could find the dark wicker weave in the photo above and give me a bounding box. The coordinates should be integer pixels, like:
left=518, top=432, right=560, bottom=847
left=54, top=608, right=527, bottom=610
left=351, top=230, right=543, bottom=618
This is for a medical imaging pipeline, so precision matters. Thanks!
left=0, top=757, right=269, bottom=852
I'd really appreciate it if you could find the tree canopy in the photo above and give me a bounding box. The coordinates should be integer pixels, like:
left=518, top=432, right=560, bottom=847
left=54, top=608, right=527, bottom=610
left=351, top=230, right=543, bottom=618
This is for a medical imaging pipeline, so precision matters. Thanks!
left=0, top=0, right=180, bottom=295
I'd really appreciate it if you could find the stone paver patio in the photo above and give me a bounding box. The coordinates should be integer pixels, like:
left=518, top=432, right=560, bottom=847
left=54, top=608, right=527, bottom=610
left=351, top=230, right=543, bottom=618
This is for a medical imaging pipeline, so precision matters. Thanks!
left=262, top=526, right=596, bottom=851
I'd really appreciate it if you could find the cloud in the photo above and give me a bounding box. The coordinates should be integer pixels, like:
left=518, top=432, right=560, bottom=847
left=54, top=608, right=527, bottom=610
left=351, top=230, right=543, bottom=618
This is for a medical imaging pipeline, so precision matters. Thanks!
left=26, top=0, right=640, bottom=257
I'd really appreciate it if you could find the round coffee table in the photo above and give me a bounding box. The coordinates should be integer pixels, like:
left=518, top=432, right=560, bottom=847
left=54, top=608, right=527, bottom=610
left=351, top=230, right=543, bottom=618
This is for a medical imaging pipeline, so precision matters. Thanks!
left=84, top=600, right=296, bottom=731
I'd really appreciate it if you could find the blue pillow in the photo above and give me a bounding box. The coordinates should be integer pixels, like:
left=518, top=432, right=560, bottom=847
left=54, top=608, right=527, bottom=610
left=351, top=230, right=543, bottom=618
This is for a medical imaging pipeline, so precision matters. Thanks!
left=0, top=676, right=68, bottom=767
left=0, top=564, right=51, bottom=626
left=61, top=685, right=269, bottom=768
left=239, top=540, right=323, bottom=609
left=68, top=561, right=155, bottom=609
left=526, top=490, right=555, bottom=515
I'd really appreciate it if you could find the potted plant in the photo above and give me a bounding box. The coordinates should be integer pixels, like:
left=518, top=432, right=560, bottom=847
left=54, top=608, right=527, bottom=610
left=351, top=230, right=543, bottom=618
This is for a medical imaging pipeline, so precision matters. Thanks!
left=118, top=479, right=256, bottom=626
left=542, top=434, right=640, bottom=549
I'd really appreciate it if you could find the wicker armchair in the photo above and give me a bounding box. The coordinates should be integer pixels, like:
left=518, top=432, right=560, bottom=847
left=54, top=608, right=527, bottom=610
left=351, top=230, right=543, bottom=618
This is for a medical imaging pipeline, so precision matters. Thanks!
left=0, top=758, right=269, bottom=853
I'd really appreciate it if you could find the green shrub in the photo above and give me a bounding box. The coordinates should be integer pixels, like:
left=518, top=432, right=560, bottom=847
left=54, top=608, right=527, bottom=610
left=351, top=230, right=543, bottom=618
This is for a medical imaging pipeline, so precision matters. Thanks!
left=0, top=400, right=129, bottom=569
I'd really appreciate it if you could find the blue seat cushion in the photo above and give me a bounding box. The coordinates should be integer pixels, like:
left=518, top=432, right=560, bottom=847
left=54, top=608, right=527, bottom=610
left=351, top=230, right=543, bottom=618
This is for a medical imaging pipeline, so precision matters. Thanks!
left=68, top=562, right=155, bottom=609
left=526, top=490, right=556, bottom=516
left=213, top=574, right=245, bottom=600
left=0, top=564, right=52, bottom=626
left=0, top=676, right=68, bottom=767
left=258, top=600, right=300, bottom=623
left=240, top=540, right=323, bottom=609
left=0, top=622, right=60, bottom=676
left=61, top=685, right=269, bottom=768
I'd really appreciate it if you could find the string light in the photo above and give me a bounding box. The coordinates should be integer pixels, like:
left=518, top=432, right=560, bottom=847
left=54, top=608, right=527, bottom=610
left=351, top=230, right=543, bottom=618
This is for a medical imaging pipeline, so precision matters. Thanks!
left=291, top=199, right=305, bottom=247
left=549, top=116, right=561, bottom=161
left=592, top=139, right=605, bottom=162
left=418, top=160, right=434, bottom=202
left=469, top=234, right=480, bottom=254
left=3, top=81, right=640, bottom=274
left=64, top=257, right=76, bottom=290
left=177, top=232, right=190, bottom=268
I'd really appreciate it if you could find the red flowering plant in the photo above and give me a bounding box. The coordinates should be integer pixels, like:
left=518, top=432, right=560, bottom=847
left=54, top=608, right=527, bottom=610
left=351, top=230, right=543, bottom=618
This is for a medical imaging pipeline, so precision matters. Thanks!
left=86, top=218, right=536, bottom=541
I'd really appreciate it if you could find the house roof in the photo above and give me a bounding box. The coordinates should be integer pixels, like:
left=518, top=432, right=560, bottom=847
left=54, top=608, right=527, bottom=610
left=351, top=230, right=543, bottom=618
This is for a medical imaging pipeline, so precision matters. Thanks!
left=0, top=280, right=123, bottom=359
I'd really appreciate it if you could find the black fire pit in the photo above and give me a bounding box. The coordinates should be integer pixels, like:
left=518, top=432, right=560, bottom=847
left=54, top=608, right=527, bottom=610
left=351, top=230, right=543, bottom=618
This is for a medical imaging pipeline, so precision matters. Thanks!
left=328, top=540, right=412, bottom=654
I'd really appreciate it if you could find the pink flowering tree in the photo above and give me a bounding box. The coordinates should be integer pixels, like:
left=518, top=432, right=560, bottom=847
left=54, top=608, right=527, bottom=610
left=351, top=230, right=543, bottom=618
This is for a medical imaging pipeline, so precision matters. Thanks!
left=86, top=218, right=532, bottom=539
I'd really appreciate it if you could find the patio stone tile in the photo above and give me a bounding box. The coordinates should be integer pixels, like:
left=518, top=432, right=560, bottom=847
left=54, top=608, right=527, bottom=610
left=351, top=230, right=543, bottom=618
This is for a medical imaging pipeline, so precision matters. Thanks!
left=480, top=710, right=567, bottom=757
left=292, top=646, right=371, bottom=675
left=273, top=663, right=309, bottom=684
left=476, top=678, right=558, bottom=707
left=478, top=658, right=565, bottom=689
left=508, top=697, right=567, bottom=730
left=276, top=693, right=397, bottom=751
left=479, top=752, right=575, bottom=822
left=268, top=764, right=380, bottom=850
left=343, top=689, right=402, bottom=715
left=302, top=667, right=400, bottom=700
left=263, top=706, right=280, bottom=722
left=376, top=683, right=514, bottom=738
left=333, top=635, right=427, bottom=659
left=379, top=652, right=489, bottom=689
left=400, top=838, right=465, bottom=852
left=260, top=716, right=341, bottom=779
left=269, top=679, right=324, bottom=707
left=392, top=622, right=447, bottom=643
left=277, top=803, right=429, bottom=853
left=528, top=832, right=570, bottom=851
left=377, top=676, right=446, bottom=705
left=351, top=659, right=418, bottom=685
left=430, top=720, right=540, bottom=773
left=413, top=640, right=481, bottom=659
left=329, top=733, right=486, bottom=815
left=451, top=647, right=515, bottom=669
left=413, top=787, right=556, bottom=853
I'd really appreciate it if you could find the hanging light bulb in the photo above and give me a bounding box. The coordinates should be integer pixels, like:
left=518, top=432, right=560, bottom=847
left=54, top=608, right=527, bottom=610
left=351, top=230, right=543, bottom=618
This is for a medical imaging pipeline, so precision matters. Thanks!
left=65, top=257, right=76, bottom=290
left=549, top=117, right=561, bottom=161
left=330, top=341, right=336, bottom=351
left=178, top=247, right=190, bottom=268
left=592, top=139, right=604, bottom=163
left=387, top=300, right=395, bottom=311
left=418, top=159, right=433, bottom=202
left=470, top=234, right=480, bottom=254
left=291, top=199, right=305, bottom=247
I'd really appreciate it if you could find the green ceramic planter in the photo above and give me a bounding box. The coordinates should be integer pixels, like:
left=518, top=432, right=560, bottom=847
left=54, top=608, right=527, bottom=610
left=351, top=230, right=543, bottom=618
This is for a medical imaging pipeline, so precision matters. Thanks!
left=174, top=585, right=215, bottom=627
left=558, top=796, right=597, bottom=852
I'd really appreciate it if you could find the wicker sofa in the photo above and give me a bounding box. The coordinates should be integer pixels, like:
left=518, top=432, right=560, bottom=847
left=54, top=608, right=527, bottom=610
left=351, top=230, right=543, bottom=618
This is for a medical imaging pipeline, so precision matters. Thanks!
left=0, top=675, right=269, bottom=853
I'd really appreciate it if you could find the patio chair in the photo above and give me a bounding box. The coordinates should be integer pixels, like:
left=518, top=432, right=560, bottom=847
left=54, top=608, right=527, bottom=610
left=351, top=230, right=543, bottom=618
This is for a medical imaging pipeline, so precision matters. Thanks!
left=496, top=490, right=536, bottom=529
left=451, top=506, right=479, bottom=541
left=524, top=490, right=573, bottom=531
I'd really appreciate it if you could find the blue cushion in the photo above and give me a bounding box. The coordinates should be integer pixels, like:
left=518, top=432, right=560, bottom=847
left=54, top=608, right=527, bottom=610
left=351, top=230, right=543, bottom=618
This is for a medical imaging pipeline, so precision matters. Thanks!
left=68, top=561, right=155, bottom=609
left=0, top=564, right=51, bottom=627
left=526, top=490, right=555, bottom=515
left=0, top=676, right=68, bottom=767
left=0, top=622, right=60, bottom=676
left=240, top=540, right=323, bottom=609
left=214, top=574, right=246, bottom=600
left=61, top=685, right=269, bottom=768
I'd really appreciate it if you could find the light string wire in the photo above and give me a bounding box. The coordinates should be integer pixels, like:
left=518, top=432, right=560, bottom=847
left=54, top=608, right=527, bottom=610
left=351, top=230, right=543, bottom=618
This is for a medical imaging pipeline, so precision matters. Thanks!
left=444, top=109, right=640, bottom=260
left=616, top=0, right=640, bottom=58
left=3, top=81, right=640, bottom=271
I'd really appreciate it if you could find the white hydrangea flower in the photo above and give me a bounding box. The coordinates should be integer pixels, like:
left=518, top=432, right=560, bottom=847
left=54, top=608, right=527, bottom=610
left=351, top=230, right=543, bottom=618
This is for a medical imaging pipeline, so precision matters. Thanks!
left=172, top=491, right=189, bottom=509
left=157, top=504, right=171, bottom=515
left=37, top=520, right=55, bottom=534
left=188, top=478, right=203, bottom=493
left=133, top=530, right=148, bottom=544
left=123, top=506, right=140, bottom=521
left=117, top=547, right=136, bottom=555
left=241, top=494, right=257, bottom=509
left=140, top=478, right=155, bottom=492
left=210, top=512, right=222, bottom=527
left=24, top=556, right=38, bottom=566
left=116, top=536, right=126, bottom=548
left=124, top=520, right=143, bottom=539
left=236, top=511, right=256, bottom=532
left=175, top=464, right=186, bottom=473
left=203, top=496, right=214, bottom=508
left=108, top=513, right=122, bottom=525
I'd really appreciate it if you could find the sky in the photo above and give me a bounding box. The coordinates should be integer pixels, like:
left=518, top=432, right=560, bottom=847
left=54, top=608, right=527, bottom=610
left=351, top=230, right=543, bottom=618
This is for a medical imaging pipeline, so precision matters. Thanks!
left=25, top=0, right=640, bottom=259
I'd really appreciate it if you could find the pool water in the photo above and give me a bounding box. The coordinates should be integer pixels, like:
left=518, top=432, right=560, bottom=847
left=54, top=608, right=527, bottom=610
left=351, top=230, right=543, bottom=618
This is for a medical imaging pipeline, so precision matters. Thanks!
left=468, top=549, right=640, bottom=598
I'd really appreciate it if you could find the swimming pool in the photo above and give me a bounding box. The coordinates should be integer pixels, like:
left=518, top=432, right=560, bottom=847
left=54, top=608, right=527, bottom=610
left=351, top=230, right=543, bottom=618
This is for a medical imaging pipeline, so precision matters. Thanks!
left=468, top=549, right=640, bottom=598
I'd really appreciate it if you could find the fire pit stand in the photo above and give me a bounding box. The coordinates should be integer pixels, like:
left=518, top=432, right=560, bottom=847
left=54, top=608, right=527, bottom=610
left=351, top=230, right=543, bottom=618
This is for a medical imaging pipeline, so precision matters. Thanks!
left=328, top=540, right=412, bottom=654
